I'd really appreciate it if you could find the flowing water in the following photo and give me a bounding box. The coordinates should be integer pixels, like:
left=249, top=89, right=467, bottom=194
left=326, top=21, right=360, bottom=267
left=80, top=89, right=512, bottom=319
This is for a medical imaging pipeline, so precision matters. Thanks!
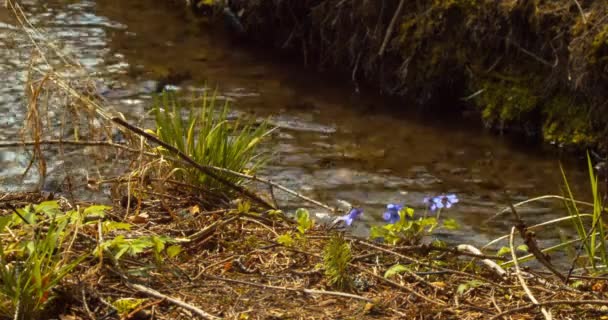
left=0, top=0, right=595, bottom=248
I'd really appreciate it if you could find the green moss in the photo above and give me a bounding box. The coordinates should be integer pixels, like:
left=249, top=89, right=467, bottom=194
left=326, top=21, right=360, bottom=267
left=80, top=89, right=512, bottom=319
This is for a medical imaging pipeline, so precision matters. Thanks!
left=542, top=95, right=594, bottom=146
left=472, top=75, right=595, bottom=146
left=397, top=0, right=479, bottom=80
left=474, top=76, right=539, bottom=124
left=590, top=25, right=608, bottom=65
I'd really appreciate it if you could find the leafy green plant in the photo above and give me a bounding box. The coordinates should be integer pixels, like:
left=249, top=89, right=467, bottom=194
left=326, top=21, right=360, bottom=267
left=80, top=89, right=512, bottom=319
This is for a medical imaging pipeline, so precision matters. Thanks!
left=384, top=264, right=411, bottom=278
left=0, top=201, right=88, bottom=319
left=276, top=208, right=314, bottom=247
left=96, top=230, right=182, bottom=263
left=370, top=207, right=459, bottom=245
left=323, top=234, right=352, bottom=290
left=560, top=153, right=608, bottom=271
left=152, top=91, right=273, bottom=191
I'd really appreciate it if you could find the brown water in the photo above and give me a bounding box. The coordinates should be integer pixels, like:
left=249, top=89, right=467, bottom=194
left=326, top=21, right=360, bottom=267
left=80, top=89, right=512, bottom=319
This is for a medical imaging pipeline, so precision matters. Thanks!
left=0, top=0, right=594, bottom=247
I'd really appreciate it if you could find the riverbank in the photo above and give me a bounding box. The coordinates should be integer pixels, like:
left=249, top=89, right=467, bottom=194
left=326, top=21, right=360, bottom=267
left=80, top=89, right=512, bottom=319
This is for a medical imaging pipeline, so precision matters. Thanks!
left=3, top=188, right=608, bottom=319
left=194, top=0, right=608, bottom=151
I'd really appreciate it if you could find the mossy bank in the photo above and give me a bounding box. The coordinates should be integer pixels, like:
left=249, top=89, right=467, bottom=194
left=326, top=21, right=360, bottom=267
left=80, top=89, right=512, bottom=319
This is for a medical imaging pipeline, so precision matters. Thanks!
left=186, top=0, right=608, bottom=151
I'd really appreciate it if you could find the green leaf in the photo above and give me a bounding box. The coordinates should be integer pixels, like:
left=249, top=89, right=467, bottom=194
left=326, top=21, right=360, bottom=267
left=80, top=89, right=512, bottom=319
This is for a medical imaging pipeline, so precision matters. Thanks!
left=384, top=264, right=409, bottom=278
left=457, top=283, right=469, bottom=295
left=401, top=207, right=415, bottom=219
left=112, top=298, right=147, bottom=315
left=34, top=200, right=59, bottom=214
left=237, top=201, right=251, bottom=214
left=295, top=208, right=313, bottom=234
left=151, top=236, right=166, bottom=253
left=516, top=244, right=529, bottom=253
left=102, top=221, right=132, bottom=233
left=369, top=226, right=386, bottom=242
left=457, top=280, right=485, bottom=295
left=443, top=218, right=460, bottom=230
left=571, top=280, right=585, bottom=289
left=276, top=233, right=294, bottom=247
left=0, top=216, right=10, bottom=231
left=497, top=247, right=511, bottom=257
left=83, top=205, right=110, bottom=218
left=167, top=245, right=182, bottom=258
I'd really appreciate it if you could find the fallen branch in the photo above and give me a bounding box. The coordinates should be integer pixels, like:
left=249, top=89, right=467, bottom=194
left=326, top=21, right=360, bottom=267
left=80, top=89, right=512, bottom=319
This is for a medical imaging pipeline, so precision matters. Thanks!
left=0, top=140, right=126, bottom=148
left=200, top=273, right=372, bottom=302
left=188, top=215, right=240, bottom=241
left=508, top=203, right=566, bottom=282
left=129, top=283, right=221, bottom=320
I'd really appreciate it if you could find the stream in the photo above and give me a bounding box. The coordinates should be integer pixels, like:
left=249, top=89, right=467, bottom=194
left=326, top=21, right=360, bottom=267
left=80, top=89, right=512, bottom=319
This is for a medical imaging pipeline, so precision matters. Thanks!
left=0, top=0, right=594, bottom=249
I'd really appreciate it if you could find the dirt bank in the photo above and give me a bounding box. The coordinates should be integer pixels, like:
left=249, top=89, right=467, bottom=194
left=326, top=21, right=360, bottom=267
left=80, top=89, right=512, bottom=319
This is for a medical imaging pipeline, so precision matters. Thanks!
left=195, top=0, right=608, bottom=151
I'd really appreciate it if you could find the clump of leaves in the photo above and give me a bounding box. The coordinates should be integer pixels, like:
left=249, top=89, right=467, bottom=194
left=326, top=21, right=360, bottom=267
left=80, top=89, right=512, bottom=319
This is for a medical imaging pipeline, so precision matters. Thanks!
left=95, top=221, right=182, bottom=264
left=276, top=208, right=314, bottom=247
left=153, top=91, right=273, bottom=192
left=323, top=234, right=352, bottom=290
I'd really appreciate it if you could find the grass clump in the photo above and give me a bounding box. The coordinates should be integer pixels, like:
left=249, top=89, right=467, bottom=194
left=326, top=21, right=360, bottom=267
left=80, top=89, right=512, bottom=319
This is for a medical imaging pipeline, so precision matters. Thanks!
left=561, top=153, right=608, bottom=272
left=153, top=91, right=273, bottom=192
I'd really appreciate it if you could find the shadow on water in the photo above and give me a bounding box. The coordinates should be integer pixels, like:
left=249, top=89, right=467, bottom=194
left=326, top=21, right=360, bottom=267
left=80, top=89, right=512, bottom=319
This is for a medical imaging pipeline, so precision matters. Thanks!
left=0, top=0, right=596, bottom=248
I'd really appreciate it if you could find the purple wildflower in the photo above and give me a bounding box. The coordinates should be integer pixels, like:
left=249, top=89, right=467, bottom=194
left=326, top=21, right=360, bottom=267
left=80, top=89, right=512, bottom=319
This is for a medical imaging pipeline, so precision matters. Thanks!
left=382, top=203, right=403, bottom=224
left=424, top=194, right=459, bottom=212
left=334, top=207, right=363, bottom=226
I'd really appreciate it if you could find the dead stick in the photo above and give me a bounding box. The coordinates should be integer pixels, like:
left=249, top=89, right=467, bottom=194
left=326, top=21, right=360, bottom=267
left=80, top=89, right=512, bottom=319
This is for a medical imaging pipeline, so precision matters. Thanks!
left=111, top=117, right=275, bottom=210
left=378, top=0, right=405, bottom=56
left=0, top=140, right=125, bottom=148
left=129, top=283, right=221, bottom=320
left=508, top=203, right=566, bottom=282
left=200, top=273, right=372, bottom=302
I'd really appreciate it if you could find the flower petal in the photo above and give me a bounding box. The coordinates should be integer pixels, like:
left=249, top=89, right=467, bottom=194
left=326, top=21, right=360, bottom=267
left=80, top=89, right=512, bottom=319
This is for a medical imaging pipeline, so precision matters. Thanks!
left=383, top=211, right=392, bottom=221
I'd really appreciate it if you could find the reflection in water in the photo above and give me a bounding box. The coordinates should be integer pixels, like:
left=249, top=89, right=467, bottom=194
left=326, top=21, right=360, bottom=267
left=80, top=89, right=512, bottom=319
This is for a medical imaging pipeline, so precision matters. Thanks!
left=0, top=0, right=593, bottom=246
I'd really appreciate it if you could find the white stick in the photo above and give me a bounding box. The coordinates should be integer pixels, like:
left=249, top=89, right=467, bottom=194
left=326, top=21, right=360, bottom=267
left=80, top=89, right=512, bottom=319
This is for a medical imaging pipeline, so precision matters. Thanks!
left=509, top=227, right=552, bottom=320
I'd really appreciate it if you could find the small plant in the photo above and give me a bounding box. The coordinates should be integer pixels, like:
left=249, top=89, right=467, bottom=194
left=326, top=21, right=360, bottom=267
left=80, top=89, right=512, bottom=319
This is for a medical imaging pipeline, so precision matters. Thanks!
left=371, top=198, right=460, bottom=245
left=95, top=220, right=182, bottom=264
left=323, top=234, right=352, bottom=290
left=0, top=201, right=88, bottom=319
left=276, top=208, right=315, bottom=247
left=153, top=91, right=273, bottom=191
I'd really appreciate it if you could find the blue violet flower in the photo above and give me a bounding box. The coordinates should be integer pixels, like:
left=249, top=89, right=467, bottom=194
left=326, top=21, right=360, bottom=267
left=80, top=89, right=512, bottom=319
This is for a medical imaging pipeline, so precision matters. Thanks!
left=334, top=207, right=363, bottom=226
left=423, top=194, right=459, bottom=212
left=382, top=203, right=403, bottom=224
